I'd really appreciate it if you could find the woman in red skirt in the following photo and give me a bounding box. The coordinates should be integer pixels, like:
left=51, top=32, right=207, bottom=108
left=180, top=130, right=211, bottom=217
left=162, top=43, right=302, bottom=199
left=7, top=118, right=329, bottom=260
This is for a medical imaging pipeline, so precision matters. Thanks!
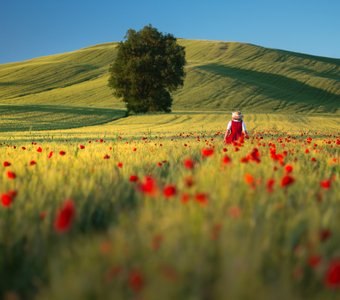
left=224, top=111, right=248, bottom=144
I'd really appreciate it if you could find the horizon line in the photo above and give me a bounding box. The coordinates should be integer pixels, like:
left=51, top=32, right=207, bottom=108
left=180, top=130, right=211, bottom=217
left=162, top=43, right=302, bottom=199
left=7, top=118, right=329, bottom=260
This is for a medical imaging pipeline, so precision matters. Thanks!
left=1, top=38, right=339, bottom=65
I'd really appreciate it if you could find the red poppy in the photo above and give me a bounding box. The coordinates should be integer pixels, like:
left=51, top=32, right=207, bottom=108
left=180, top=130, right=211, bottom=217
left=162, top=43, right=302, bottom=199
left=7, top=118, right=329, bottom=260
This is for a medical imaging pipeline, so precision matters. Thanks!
left=266, top=179, right=275, bottom=193
left=128, top=270, right=144, bottom=292
left=79, top=145, right=85, bottom=149
left=59, top=151, right=66, bottom=156
left=3, top=161, right=11, bottom=167
left=308, top=255, right=322, bottom=268
left=6, top=171, right=16, bottom=180
left=244, top=173, right=255, bottom=185
left=129, top=175, right=139, bottom=182
left=163, top=185, right=177, bottom=198
left=222, top=155, right=232, bottom=165
left=1, top=193, right=13, bottom=207
left=103, top=154, right=110, bottom=159
left=195, top=193, right=208, bottom=206
left=284, top=164, right=293, bottom=173
left=280, top=175, right=295, bottom=188
left=248, top=148, right=261, bottom=163
left=139, top=176, right=157, bottom=196
left=183, top=159, right=195, bottom=169
left=320, top=180, right=331, bottom=189
left=184, top=176, right=194, bottom=188
left=39, top=211, right=47, bottom=220
left=7, top=190, right=18, bottom=198
left=324, top=259, right=340, bottom=288
left=48, top=151, right=53, bottom=159
left=37, top=147, right=43, bottom=153
left=201, top=148, right=214, bottom=157
left=320, top=229, right=332, bottom=242
left=54, top=200, right=76, bottom=233
left=270, top=148, right=284, bottom=164
left=30, top=160, right=37, bottom=166
left=240, top=157, right=249, bottom=163
left=181, top=193, right=191, bottom=204
left=228, top=206, right=241, bottom=218
left=117, top=162, right=123, bottom=168
left=151, top=234, right=163, bottom=251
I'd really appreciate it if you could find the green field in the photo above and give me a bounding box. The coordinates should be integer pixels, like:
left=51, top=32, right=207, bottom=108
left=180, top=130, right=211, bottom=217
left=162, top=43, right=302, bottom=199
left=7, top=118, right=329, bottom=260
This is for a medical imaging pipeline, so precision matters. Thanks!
left=0, top=40, right=340, bottom=299
left=1, top=40, right=339, bottom=132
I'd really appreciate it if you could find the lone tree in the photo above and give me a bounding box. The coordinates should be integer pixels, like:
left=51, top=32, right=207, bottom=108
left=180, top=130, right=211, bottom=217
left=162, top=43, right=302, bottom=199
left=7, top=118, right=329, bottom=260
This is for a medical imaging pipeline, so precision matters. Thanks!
left=108, top=25, right=186, bottom=113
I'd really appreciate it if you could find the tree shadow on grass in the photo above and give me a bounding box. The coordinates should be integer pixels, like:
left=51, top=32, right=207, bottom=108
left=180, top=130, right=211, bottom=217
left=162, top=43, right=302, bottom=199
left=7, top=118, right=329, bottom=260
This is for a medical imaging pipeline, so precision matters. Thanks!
left=197, top=64, right=340, bottom=112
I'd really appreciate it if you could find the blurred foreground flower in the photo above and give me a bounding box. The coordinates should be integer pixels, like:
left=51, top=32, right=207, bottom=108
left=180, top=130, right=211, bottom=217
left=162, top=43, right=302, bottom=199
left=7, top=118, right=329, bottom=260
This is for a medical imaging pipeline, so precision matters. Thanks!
left=320, top=179, right=331, bottom=189
left=163, top=185, right=177, bottom=198
left=201, top=148, right=214, bottom=157
left=280, top=175, right=295, bottom=188
left=128, top=270, right=144, bottom=293
left=54, top=199, right=76, bottom=233
left=183, top=158, right=195, bottom=169
left=325, top=259, right=340, bottom=289
left=139, top=176, right=157, bottom=196
left=6, top=171, right=16, bottom=180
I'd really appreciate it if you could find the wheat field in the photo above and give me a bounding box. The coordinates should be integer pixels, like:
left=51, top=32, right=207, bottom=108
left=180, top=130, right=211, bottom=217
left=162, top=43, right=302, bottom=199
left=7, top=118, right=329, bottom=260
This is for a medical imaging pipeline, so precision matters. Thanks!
left=1, top=112, right=339, bottom=299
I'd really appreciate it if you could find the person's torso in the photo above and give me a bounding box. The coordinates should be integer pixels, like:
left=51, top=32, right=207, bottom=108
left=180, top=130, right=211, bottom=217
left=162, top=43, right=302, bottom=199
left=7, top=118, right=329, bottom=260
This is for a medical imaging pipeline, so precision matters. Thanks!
left=231, top=120, right=243, bottom=131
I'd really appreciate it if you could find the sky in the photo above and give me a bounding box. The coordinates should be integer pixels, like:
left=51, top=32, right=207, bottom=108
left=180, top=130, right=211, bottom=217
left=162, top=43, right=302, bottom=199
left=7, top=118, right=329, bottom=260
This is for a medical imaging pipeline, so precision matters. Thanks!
left=1, top=0, right=339, bottom=64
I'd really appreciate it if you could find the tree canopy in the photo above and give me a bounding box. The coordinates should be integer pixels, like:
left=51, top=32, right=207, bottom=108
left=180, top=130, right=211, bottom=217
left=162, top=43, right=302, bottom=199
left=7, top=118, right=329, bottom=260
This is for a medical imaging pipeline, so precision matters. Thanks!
left=108, top=25, right=186, bottom=113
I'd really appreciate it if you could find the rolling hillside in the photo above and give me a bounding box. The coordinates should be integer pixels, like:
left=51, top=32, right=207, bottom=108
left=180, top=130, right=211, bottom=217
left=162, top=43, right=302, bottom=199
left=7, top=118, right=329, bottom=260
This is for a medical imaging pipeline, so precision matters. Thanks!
left=0, top=39, right=339, bottom=131
left=178, top=40, right=340, bottom=114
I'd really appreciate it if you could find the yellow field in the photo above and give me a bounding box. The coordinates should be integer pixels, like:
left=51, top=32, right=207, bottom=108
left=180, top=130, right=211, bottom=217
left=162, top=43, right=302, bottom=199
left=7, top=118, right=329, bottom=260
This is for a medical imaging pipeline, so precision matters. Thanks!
left=2, top=112, right=340, bottom=138
left=1, top=113, right=339, bottom=299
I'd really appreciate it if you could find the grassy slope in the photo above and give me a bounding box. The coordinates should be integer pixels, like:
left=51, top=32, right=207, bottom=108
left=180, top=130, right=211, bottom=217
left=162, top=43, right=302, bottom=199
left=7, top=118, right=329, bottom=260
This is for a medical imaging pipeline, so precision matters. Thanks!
left=0, top=43, right=119, bottom=107
left=176, top=40, right=340, bottom=113
left=0, top=105, right=126, bottom=132
left=0, top=39, right=339, bottom=131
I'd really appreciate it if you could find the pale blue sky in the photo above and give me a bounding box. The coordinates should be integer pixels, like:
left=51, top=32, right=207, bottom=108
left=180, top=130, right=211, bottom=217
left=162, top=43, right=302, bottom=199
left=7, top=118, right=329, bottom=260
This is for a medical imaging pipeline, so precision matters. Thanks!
left=1, top=0, right=339, bottom=63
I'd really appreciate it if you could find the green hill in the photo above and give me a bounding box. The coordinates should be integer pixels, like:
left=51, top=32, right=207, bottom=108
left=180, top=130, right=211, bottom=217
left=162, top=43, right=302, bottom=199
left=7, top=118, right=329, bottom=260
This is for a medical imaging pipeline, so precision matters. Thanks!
left=0, top=39, right=339, bottom=131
